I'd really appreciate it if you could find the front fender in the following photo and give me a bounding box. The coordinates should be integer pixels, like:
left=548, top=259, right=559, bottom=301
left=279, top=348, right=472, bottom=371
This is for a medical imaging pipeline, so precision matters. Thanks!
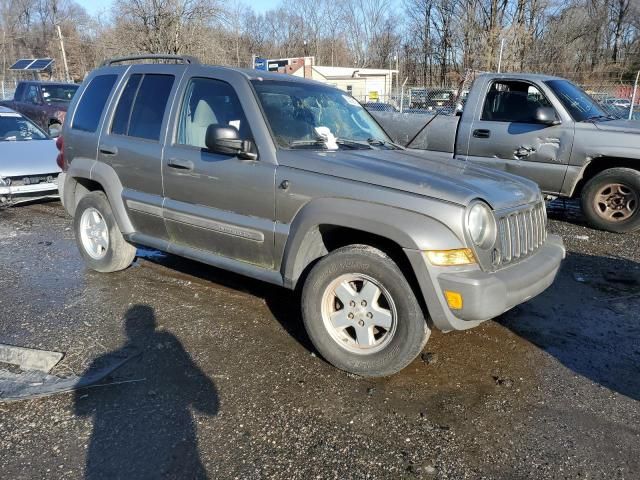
left=280, top=197, right=465, bottom=288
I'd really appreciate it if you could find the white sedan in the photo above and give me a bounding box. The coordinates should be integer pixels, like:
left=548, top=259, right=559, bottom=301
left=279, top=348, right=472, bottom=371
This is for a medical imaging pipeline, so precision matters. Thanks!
left=0, top=106, right=60, bottom=206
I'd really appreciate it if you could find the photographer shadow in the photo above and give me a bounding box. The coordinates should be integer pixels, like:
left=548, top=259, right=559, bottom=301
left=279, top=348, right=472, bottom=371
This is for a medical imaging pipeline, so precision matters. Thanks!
left=74, top=304, right=218, bottom=479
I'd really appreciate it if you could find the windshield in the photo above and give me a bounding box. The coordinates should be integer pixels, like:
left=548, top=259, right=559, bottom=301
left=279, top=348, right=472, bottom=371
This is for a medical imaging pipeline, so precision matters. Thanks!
left=0, top=112, right=48, bottom=141
left=545, top=79, right=609, bottom=122
left=251, top=80, right=394, bottom=150
left=41, top=84, right=78, bottom=104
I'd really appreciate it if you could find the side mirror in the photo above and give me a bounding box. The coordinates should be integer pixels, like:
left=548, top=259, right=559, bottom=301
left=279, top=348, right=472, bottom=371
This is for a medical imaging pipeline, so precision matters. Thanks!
left=535, top=107, right=560, bottom=125
left=205, top=124, right=257, bottom=160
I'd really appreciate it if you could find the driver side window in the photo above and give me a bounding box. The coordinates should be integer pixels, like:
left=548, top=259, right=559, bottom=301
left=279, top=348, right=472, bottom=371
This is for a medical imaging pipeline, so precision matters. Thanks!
left=482, top=81, right=552, bottom=123
left=177, top=77, right=251, bottom=149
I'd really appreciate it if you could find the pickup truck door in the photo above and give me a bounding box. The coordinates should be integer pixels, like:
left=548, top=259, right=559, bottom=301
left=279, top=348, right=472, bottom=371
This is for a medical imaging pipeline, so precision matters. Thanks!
left=18, top=84, right=44, bottom=127
left=462, top=79, right=574, bottom=194
left=161, top=70, right=276, bottom=268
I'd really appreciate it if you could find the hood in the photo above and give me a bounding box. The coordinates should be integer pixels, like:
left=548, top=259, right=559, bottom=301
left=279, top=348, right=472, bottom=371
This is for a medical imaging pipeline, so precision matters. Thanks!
left=0, top=139, right=60, bottom=178
left=593, top=119, right=640, bottom=134
left=277, top=148, right=540, bottom=210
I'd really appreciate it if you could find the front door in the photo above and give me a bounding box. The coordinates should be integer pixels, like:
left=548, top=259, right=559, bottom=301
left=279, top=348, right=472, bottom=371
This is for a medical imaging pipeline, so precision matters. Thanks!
left=162, top=74, right=276, bottom=268
left=464, top=79, right=574, bottom=194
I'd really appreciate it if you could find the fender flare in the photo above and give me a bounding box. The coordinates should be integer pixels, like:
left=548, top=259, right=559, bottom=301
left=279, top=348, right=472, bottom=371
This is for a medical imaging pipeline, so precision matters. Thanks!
left=280, top=197, right=464, bottom=288
left=64, top=158, right=135, bottom=234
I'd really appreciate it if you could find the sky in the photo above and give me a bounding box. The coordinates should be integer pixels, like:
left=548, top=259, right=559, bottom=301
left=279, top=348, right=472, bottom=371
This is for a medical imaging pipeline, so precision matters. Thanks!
left=77, top=0, right=283, bottom=16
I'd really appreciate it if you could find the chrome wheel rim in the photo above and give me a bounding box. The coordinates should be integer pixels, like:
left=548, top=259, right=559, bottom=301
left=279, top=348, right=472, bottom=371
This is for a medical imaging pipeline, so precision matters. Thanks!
left=593, top=183, right=638, bottom=222
left=79, top=207, right=109, bottom=259
left=321, top=273, right=397, bottom=355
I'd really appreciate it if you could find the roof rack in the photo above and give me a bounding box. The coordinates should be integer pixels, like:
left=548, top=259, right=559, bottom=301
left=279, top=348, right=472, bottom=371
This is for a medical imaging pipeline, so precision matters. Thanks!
left=100, top=54, right=200, bottom=67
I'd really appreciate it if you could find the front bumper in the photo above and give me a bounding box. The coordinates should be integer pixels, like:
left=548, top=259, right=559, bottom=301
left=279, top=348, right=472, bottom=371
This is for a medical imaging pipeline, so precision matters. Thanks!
left=0, top=179, right=60, bottom=205
left=405, top=234, right=565, bottom=332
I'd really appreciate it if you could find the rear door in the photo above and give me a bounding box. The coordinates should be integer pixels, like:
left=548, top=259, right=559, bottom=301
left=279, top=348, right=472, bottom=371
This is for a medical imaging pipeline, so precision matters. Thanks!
left=464, top=79, right=574, bottom=194
left=98, top=64, right=185, bottom=240
left=161, top=69, right=277, bottom=268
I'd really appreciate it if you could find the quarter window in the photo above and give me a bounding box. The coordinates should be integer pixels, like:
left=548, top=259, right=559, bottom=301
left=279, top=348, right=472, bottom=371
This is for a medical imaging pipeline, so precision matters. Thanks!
left=481, top=81, right=553, bottom=123
left=110, top=74, right=174, bottom=141
left=72, top=74, right=118, bottom=133
left=177, top=77, right=251, bottom=149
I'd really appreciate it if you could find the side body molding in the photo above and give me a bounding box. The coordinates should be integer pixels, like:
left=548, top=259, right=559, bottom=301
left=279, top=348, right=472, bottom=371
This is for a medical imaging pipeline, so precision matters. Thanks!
left=64, top=158, right=135, bottom=234
left=280, top=197, right=464, bottom=289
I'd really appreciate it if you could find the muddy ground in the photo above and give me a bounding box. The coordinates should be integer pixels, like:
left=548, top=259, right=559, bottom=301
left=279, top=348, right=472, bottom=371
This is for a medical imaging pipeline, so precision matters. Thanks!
left=0, top=200, right=638, bottom=479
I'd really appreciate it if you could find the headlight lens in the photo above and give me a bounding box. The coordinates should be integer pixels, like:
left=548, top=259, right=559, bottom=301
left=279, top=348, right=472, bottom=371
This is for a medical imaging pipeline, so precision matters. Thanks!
left=467, top=202, right=496, bottom=249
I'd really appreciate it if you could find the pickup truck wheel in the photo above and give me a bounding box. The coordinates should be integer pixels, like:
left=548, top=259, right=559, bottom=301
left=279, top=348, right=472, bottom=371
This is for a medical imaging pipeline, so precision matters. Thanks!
left=301, top=245, right=430, bottom=377
left=581, top=168, right=640, bottom=233
left=74, top=191, right=136, bottom=272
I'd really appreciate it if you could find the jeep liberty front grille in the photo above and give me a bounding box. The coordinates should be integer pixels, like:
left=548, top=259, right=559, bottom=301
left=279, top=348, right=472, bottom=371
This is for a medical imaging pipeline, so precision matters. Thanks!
left=496, top=201, right=547, bottom=265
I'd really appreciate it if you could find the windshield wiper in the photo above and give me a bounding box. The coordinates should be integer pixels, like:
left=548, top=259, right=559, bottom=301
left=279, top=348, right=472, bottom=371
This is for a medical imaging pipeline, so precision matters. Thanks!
left=288, top=139, right=328, bottom=149
left=336, top=139, right=373, bottom=149
left=583, top=114, right=616, bottom=122
left=366, top=138, right=403, bottom=149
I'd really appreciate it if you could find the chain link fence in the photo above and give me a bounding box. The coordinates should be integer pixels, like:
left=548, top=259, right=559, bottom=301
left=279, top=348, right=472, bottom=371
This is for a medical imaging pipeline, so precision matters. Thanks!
left=1, top=79, right=18, bottom=101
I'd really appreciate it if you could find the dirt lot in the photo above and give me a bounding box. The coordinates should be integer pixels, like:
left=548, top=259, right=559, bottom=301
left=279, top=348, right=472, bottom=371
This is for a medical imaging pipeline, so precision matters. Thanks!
left=0, top=200, right=638, bottom=479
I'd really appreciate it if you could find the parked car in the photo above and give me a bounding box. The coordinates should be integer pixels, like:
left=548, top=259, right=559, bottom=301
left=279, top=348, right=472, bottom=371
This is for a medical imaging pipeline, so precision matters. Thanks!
left=373, top=73, right=640, bottom=233
left=0, top=106, right=60, bottom=205
left=602, top=97, right=632, bottom=109
left=58, top=55, right=564, bottom=377
left=362, top=102, right=398, bottom=112
left=409, top=88, right=456, bottom=110
left=0, top=80, right=79, bottom=137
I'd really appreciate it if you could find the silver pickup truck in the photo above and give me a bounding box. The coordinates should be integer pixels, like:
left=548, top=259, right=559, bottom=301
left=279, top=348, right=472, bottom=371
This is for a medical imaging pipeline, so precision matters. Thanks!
left=58, top=56, right=565, bottom=377
left=374, top=73, right=640, bottom=233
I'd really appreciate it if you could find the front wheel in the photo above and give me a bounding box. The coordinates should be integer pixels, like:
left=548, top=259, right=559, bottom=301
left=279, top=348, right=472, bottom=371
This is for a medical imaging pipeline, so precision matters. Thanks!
left=301, top=245, right=430, bottom=377
left=581, top=168, right=640, bottom=233
left=74, top=191, right=136, bottom=272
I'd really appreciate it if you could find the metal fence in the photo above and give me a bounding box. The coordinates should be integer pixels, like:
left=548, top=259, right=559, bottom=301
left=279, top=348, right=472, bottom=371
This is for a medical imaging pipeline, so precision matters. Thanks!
left=1, top=79, right=18, bottom=101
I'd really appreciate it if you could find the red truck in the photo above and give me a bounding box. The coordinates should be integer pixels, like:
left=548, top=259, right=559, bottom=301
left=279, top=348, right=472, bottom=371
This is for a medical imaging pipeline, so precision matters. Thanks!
left=0, top=81, right=79, bottom=137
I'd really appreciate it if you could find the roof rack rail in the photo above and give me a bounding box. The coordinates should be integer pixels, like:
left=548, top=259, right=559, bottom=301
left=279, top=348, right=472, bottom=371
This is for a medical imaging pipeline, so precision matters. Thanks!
left=100, top=54, right=200, bottom=67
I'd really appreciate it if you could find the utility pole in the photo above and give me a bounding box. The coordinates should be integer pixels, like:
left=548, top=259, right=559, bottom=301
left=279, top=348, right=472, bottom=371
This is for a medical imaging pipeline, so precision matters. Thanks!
left=497, top=38, right=505, bottom=73
left=56, top=25, right=71, bottom=82
left=630, top=70, right=639, bottom=121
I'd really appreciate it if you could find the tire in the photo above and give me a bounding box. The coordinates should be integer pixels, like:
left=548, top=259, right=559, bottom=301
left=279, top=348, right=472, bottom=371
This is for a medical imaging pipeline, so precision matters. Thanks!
left=581, top=168, right=640, bottom=233
left=301, top=245, right=430, bottom=377
left=73, top=191, right=136, bottom=272
left=48, top=122, right=62, bottom=138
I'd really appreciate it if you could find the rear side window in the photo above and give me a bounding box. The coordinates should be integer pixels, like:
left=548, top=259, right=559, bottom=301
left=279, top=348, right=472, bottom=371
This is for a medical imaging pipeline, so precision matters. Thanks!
left=72, top=74, right=117, bottom=132
left=110, top=74, right=174, bottom=141
left=111, top=74, right=142, bottom=135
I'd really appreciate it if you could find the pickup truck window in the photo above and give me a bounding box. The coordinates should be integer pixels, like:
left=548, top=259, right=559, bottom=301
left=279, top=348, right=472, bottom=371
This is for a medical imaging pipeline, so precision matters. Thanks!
left=25, top=85, right=40, bottom=104
left=251, top=80, right=391, bottom=150
left=177, top=77, right=251, bottom=148
left=545, top=79, right=608, bottom=122
left=72, top=74, right=118, bottom=133
left=482, top=81, right=552, bottom=123
left=41, top=84, right=78, bottom=104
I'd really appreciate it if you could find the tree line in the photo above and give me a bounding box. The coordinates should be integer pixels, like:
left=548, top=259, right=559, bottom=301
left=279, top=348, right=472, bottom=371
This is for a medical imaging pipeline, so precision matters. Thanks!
left=1, top=0, right=638, bottom=87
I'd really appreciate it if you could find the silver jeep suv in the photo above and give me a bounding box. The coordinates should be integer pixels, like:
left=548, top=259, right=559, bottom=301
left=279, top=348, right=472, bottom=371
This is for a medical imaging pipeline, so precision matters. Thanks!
left=57, top=55, right=565, bottom=376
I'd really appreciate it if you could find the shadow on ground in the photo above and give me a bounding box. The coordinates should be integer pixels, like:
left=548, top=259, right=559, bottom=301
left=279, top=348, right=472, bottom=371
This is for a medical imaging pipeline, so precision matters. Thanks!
left=74, top=304, right=218, bottom=479
left=500, top=252, right=640, bottom=401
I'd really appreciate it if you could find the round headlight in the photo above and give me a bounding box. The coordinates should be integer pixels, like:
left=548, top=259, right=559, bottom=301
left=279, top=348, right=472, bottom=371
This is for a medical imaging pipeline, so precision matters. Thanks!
left=467, top=202, right=496, bottom=249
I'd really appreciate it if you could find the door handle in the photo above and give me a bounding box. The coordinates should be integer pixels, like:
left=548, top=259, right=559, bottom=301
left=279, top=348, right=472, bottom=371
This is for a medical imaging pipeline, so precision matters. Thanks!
left=167, top=158, right=194, bottom=171
left=514, top=146, right=535, bottom=158
left=473, top=129, right=491, bottom=139
left=99, top=145, right=118, bottom=155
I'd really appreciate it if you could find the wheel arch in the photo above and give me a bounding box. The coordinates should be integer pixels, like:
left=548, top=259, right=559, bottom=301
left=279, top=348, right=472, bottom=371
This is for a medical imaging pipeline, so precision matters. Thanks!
left=572, top=156, right=640, bottom=198
left=64, top=158, right=134, bottom=234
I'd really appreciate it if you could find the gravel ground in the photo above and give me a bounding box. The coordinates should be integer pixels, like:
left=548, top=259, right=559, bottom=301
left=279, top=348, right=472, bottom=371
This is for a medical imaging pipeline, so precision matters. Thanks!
left=0, top=200, right=638, bottom=479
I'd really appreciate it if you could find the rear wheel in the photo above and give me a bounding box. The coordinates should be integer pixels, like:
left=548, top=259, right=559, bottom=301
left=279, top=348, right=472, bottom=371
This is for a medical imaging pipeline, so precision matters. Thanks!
left=581, top=168, right=640, bottom=233
left=74, top=191, right=136, bottom=272
left=301, top=245, right=430, bottom=377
